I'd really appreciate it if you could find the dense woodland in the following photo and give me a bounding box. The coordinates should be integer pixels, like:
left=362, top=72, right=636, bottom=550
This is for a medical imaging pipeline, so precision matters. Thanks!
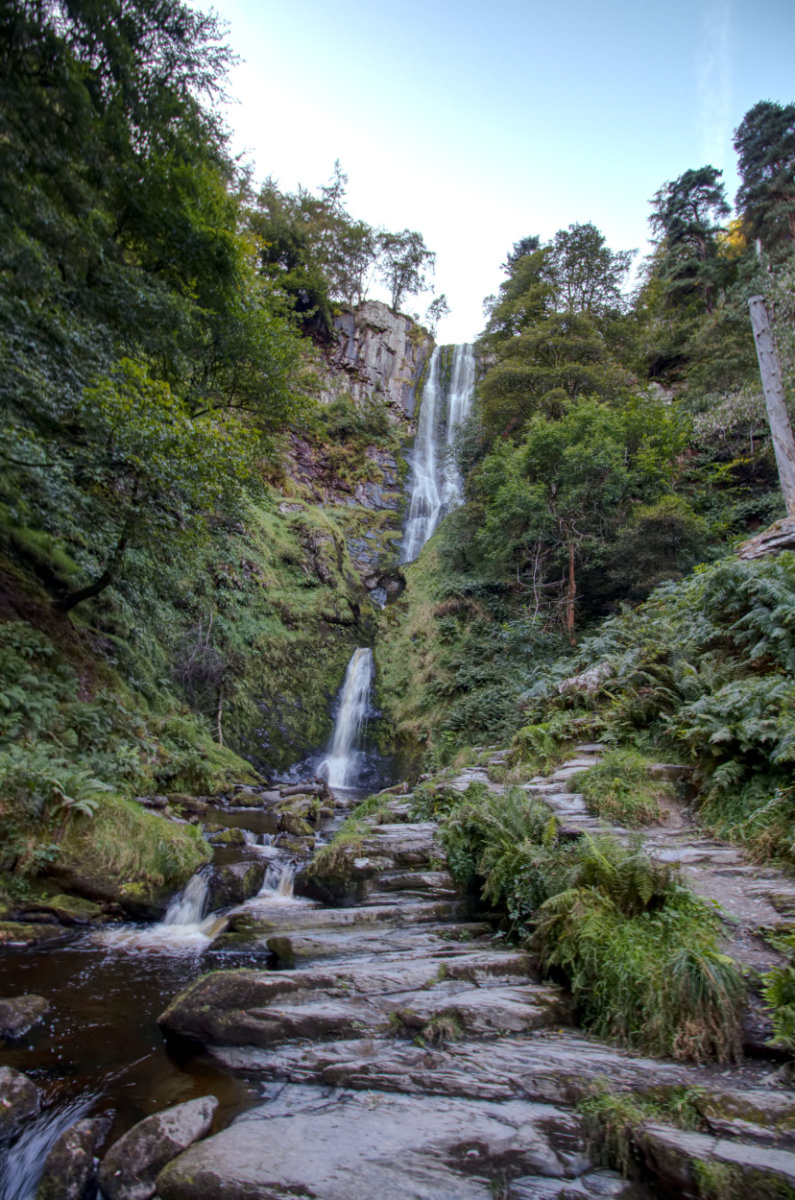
left=3, top=0, right=795, bottom=1071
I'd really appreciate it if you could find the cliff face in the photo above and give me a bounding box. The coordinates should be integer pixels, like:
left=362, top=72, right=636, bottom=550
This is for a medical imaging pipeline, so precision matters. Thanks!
left=324, top=301, right=432, bottom=424
left=282, top=302, right=432, bottom=604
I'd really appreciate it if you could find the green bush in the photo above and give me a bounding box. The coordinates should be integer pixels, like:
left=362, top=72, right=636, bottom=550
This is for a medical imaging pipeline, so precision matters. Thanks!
left=435, top=782, right=744, bottom=1062
left=578, top=748, right=672, bottom=826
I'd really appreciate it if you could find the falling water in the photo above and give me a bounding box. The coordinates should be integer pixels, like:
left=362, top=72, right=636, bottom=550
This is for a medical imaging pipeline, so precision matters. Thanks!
left=96, top=868, right=215, bottom=952
left=0, top=1093, right=96, bottom=1200
left=401, top=343, right=476, bottom=562
left=161, top=869, right=210, bottom=926
left=319, top=648, right=374, bottom=790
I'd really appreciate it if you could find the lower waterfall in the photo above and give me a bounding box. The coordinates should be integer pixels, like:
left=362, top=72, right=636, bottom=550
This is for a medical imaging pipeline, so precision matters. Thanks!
left=319, top=647, right=374, bottom=790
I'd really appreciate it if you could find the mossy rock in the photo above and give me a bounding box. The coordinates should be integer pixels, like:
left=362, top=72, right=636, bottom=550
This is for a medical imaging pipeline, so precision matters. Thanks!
left=278, top=813, right=315, bottom=837
left=0, top=922, right=71, bottom=947
left=21, top=892, right=104, bottom=925
left=207, top=828, right=247, bottom=846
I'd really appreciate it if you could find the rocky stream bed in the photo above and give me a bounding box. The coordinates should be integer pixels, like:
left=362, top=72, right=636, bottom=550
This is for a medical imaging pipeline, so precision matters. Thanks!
left=2, top=752, right=795, bottom=1198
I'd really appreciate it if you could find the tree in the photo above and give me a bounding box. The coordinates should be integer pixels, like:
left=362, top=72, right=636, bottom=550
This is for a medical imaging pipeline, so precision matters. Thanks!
left=56, top=360, right=255, bottom=612
left=424, top=293, right=450, bottom=337
left=376, top=229, right=435, bottom=312
left=649, top=167, right=731, bottom=313
left=548, top=223, right=633, bottom=315
left=469, top=397, right=685, bottom=636
left=734, top=101, right=795, bottom=253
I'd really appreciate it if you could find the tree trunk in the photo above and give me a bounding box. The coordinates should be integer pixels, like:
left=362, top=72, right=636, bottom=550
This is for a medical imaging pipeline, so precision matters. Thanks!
left=748, top=295, right=795, bottom=516
left=565, top=542, right=577, bottom=644
left=56, top=525, right=130, bottom=613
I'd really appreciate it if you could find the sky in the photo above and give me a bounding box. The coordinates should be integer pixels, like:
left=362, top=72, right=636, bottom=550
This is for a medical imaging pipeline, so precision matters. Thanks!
left=196, top=0, right=795, bottom=343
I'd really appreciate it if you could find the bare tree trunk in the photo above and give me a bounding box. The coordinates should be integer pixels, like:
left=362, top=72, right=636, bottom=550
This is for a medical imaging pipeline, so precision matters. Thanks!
left=565, top=542, right=577, bottom=644
left=216, top=690, right=224, bottom=746
left=748, top=295, right=795, bottom=516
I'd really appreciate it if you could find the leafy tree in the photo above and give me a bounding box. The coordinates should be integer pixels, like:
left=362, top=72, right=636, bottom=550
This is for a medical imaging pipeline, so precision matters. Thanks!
left=376, top=229, right=435, bottom=312
left=548, top=222, right=633, bottom=315
left=424, top=293, right=451, bottom=336
left=55, top=359, right=257, bottom=611
left=734, top=100, right=795, bottom=253
left=468, top=397, right=685, bottom=636
left=649, top=167, right=731, bottom=313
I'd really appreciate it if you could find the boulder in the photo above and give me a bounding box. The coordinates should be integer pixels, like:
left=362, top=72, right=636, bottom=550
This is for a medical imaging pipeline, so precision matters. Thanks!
left=165, top=794, right=208, bottom=816
left=36, top=1117, right=100, bottom=1200
left=98, top=1095, right=218, bottom=1200
left=0, top=993, right=49, bottom=1042
left=278, top=812, right=315, bottom=837
left=204, top=862, right=265, bottom=911
left=0, top=1065, right=40, bottom=1142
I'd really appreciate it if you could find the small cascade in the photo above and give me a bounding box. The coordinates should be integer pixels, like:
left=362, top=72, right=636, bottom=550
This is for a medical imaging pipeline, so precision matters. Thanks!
left=319, top=648, right=374, bottom=790
left=0, top=1093, right=96, bottom=1200
left=97, top=868, right=215, bottom=953
left=162, top=868, right=210, bottom=926
left=259, top=860, right=297, bottom=902
left=401, top=343, right=476, bottom=562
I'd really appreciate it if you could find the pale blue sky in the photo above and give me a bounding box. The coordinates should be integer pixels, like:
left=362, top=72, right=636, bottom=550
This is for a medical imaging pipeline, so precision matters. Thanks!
left=200, top=0, right=795, bottom=341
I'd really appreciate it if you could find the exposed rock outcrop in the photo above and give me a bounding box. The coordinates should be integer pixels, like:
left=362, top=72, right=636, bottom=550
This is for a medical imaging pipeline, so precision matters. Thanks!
left=325, top=301, right=432, bottom=422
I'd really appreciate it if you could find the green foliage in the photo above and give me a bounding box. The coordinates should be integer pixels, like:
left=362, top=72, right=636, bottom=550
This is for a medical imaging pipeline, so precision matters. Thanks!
left=514, top=553, right=795, bottom=862
left=762, top=932, right=795, bottom=1050
left=734, top=101, right=795, bottom=256
left=578, top=749, right=672, bottom=826
left=434, top=779, right=743, bottom=1061
left=579, top=1084, right=705, bottom=1178
left=649, top=166, right=732, bottom=313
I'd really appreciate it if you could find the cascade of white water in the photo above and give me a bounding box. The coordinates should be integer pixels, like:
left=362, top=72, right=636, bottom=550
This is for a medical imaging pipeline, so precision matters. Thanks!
left=162, top=869, right=210, bottom=926
left=319, top=647, right=374, bottom=789
left=401, top=343, right=476, bottom=562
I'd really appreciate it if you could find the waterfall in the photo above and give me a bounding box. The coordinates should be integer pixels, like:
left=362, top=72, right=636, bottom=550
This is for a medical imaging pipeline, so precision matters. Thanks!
left=401, top=343, right=476, bottom=563
left=162, top=869, right=210, bottom=926
left=319, top=648, right=374, bottom=790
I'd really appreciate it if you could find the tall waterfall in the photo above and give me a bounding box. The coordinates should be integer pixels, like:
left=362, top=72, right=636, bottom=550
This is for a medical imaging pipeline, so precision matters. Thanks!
left=319, top=648, right=374, bottom=789
left=401, top=343, right=476, bottom=563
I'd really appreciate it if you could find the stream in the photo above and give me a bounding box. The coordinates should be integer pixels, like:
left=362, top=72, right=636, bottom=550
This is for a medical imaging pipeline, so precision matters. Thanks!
left=0, top=342, right=479, bottom=1196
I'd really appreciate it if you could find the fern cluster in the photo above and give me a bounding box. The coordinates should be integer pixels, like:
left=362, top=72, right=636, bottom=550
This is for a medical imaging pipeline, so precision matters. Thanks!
left=516, top=553, right=795, bottom=861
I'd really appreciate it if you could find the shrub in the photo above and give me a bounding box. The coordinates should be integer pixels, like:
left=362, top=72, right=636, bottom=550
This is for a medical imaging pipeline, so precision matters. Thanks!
left=578, top=748, right=672, bottom=826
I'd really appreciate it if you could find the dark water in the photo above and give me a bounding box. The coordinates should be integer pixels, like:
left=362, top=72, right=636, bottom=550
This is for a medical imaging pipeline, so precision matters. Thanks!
left=0, top=939, right=262, bottom=1140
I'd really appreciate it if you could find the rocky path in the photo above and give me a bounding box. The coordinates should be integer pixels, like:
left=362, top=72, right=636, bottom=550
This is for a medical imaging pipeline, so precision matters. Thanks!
left=509, top=746, right=795, bottom=978
left=149, top=779, right=795, bottom=1200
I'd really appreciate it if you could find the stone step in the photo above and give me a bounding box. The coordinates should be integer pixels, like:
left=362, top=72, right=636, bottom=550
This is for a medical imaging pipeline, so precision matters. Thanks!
left=155, top=1086, right=591, bottom=1200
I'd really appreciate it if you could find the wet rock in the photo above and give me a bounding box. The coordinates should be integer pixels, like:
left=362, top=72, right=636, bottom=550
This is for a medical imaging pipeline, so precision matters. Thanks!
left=226, top=788, right=263, bottom=808
left=36, top=1117, right=100, bottom=1200
left=165, top=794, right=208, bottom=816
left=0, top=993, right=49, bottom=1042
left=510, top=1172, right=645, bottom=1198
left=98, top=1095, right=218, bottom=1200
left=0, top=920, right=74, bottom=947
left=206, top=828, right=246, bottom=846
left=639, top=1121, right=795, bottom=1197
left=0, top=1065, right=40, bottom=1141
left=278, top=812, right=315, bottom=837
left=22, top=892, right=105, bottom=926
left=204, top=862, right=266, bottom=911
left=156, top=1085, right=590, bottom=1200
left=274, top=833, right=315, bottom=856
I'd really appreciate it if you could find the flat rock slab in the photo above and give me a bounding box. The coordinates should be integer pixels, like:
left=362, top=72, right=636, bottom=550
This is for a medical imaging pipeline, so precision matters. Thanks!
left=640, top=1121, right=795, bottom=1195
left=156, top=1085, right=590, bottom=1200
left=210, top=1031, right=703, bottom=1107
